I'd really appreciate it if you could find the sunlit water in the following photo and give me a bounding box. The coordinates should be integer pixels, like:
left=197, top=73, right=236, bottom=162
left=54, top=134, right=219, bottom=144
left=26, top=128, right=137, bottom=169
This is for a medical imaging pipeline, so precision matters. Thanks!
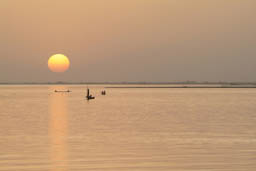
left=0, top=85, right=256, bottom=171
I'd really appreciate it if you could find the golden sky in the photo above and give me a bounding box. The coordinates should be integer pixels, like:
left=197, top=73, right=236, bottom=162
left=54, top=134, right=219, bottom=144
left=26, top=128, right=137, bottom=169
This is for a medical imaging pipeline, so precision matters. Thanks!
left=1, top=0, right=256, bottom=82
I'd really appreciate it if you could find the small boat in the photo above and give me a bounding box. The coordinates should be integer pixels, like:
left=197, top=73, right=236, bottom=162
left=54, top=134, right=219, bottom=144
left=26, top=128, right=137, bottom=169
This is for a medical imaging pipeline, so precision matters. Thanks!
left=54, top=90, right=71, bottom=93
left=86, top=88, right=95, bottom=100
left=101, top=90, right=106, bottom=95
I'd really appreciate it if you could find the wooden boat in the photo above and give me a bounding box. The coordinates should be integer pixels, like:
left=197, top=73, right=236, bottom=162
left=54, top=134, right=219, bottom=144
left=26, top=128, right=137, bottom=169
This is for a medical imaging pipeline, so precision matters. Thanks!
left=54, top=90, right=71, bottom=93
left=86, top=88, right=95, bottom=100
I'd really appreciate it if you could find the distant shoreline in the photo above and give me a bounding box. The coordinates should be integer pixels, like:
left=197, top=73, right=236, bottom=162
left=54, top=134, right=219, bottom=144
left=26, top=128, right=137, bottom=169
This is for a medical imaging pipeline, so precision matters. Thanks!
left=105, top=86, right=256, bottom=89
left=1, top=82, right=256, bottom=89
left=1, top=82, right=256, bottom=85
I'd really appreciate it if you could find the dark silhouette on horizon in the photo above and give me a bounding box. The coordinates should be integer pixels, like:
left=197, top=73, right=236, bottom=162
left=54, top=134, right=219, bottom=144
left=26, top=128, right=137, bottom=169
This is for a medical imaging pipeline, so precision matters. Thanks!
left=86, top=88, right=95, bottom=100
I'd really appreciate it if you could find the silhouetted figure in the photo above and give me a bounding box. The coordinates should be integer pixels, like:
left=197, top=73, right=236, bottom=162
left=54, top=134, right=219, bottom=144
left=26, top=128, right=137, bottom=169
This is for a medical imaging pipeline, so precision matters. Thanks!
left=86, top=88, right=95, bottom=100
left=101, top=90, right=106, bottom=95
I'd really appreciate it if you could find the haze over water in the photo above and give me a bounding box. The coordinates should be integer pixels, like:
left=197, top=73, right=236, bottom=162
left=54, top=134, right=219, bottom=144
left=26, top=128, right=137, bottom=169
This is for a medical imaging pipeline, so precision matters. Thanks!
left=1, top=1, right=256, bottom=83
left=0, top=85, right=256, bottom=170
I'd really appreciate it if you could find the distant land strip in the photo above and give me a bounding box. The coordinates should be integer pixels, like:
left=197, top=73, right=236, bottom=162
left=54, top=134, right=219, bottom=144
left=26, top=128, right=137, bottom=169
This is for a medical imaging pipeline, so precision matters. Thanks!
left=1, top=82, right=256, bottom=85
left=105, top=86, right=256, bottom=88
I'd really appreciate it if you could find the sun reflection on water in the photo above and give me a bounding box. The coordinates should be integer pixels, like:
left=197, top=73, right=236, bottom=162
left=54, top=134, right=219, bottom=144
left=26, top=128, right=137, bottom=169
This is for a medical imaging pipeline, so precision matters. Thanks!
left=49, top=86, right=69, bottom=171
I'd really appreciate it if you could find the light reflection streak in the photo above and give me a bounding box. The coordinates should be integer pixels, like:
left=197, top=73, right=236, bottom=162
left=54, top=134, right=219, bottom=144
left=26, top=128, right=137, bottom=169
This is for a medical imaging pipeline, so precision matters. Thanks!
left=49, top=86, right=69, bottom=171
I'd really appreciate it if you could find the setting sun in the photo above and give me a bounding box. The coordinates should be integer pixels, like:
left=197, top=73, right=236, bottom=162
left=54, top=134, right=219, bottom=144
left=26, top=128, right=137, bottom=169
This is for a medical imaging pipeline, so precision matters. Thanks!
left=48, top=54, right=70, bottom=73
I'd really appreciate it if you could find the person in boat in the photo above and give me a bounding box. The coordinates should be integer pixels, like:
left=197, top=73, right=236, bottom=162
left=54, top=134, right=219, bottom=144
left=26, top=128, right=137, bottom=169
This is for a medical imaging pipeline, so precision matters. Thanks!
left=86, top=88, right=95, bottom=99
left=101, top=90, right=106, bottom=95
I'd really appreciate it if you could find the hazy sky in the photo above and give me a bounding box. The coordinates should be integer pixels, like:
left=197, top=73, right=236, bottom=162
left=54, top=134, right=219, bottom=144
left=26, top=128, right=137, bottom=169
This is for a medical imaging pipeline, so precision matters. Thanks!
left=1, top=0, right=256, bottom=82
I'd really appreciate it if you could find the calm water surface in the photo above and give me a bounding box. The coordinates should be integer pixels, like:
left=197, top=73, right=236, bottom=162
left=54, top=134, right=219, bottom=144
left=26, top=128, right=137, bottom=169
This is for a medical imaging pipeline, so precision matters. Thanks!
left=0, top=85, right=256, bottom=170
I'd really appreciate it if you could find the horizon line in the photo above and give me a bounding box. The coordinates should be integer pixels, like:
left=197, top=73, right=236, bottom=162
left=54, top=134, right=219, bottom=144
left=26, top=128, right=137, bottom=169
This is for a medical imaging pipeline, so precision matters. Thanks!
left=1, top=81, right=256, bottom=85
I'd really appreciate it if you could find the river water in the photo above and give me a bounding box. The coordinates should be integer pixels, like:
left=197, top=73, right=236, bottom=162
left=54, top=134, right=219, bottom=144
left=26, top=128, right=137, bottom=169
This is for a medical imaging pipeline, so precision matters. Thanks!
left=0, top=85, right=255, bottom=170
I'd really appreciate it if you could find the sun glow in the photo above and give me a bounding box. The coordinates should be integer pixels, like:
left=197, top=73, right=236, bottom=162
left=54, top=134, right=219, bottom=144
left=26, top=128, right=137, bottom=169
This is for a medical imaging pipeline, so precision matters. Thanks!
left=48, top=54, right=70, bottom=73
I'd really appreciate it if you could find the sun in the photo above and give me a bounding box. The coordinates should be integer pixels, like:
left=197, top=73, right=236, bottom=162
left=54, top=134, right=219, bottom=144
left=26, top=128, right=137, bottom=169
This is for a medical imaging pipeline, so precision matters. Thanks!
left=48, top=54, right=70, bottom=73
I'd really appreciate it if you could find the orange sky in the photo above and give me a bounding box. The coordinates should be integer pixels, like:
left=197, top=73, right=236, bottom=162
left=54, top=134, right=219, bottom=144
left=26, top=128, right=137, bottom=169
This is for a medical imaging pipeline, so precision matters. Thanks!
left=1, top=0, right=256, bottom=82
